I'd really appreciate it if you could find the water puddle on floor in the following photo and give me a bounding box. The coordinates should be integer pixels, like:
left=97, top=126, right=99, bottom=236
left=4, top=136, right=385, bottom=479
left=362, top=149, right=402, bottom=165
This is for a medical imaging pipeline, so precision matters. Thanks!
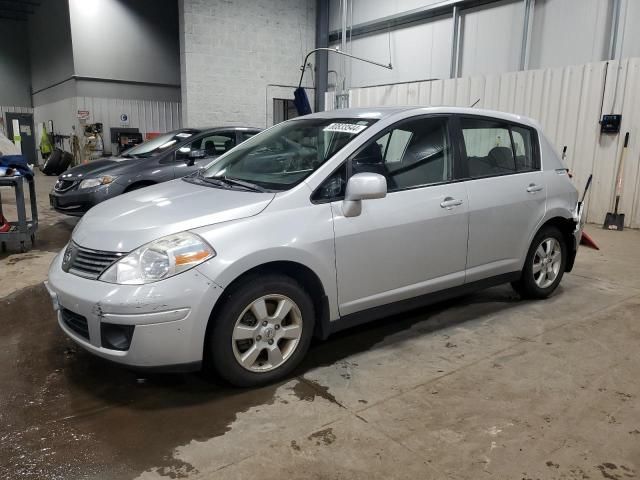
left=0, top=279, right=518, bottom=479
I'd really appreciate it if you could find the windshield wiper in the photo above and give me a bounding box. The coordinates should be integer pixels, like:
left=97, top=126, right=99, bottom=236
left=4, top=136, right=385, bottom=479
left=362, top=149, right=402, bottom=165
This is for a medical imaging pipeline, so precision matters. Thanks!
left=216, top=176, right=266, bottom=192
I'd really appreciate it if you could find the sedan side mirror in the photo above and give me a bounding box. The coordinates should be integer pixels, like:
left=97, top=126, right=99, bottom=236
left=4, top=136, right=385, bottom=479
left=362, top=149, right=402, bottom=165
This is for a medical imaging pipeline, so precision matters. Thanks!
left=186, top=149, right=206, bottom=166
left=342, top=172, right=387, bottom=217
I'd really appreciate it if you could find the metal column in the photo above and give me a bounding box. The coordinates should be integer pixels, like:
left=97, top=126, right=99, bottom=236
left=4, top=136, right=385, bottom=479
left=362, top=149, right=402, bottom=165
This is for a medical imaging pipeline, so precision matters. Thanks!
left=315, top=0, right=329, bottom=112
left=519, top=0, right=534, bottom=71
left=450, top=6, right=461, bottom=78
left=608, top=0, right=622, bottom=60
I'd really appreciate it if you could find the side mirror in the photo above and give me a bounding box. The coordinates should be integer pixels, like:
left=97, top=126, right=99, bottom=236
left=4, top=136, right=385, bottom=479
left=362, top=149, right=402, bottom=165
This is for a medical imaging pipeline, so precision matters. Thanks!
left=342, top=172, right=387, bottom=217
left=185, top=149, right=205, bottom=166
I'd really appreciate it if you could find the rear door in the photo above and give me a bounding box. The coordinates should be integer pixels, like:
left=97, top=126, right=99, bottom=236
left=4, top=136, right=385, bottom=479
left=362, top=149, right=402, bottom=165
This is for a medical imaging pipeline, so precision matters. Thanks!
left=458, top=116, right=546, bottom=282
left=328, top=115, right=469, bottom=316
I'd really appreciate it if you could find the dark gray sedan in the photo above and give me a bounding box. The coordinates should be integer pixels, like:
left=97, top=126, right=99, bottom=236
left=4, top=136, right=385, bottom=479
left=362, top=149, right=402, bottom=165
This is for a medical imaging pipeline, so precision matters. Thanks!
left=49, top=126, right=260, bottom=216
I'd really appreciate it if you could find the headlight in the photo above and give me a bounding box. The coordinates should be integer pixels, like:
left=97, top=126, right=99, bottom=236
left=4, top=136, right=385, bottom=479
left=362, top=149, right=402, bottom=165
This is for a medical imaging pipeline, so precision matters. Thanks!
left=79, top=176, right=117, bottom=189
left=99, top=232, right=215, bottom=285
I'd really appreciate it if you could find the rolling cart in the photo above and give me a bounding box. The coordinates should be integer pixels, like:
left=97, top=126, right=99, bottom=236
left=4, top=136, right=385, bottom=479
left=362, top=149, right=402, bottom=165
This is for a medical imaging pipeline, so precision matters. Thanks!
left=0, top=175, right=38, bottom=253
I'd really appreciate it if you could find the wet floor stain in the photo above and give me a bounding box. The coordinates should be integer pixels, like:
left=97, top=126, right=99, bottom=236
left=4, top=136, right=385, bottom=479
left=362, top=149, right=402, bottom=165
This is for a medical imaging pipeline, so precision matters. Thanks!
left=0, top=279, right=525, bottom=479
left=307, top=427, right=336, bottom=446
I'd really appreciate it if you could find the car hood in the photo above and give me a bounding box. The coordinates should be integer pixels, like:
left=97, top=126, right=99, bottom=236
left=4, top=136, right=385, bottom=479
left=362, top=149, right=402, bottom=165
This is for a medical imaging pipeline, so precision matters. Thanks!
left=72, top=179, right=275, bottom=251
left=60, top=157, right=139, bottom=179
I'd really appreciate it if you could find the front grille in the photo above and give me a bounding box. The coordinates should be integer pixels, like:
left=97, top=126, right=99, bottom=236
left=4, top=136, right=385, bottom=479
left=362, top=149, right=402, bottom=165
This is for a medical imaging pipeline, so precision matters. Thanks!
left=55, top=179, right=77, bottom=192
left=61, top=308, right=89, bottom=340
left=66, top=243, right=126, bottom=280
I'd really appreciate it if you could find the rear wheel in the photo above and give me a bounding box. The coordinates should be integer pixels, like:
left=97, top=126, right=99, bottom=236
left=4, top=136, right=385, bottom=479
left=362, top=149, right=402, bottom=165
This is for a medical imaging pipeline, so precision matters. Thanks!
left=512, top=226, right=566, bottom=299
left=207, top=274, right=315, bottom=387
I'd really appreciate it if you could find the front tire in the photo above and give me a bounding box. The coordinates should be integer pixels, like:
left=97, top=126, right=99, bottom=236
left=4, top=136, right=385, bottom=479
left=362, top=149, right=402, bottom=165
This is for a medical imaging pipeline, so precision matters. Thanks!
left=512, top=226, right=566, bottom=299
left=207, top=274, right=315, bottom=387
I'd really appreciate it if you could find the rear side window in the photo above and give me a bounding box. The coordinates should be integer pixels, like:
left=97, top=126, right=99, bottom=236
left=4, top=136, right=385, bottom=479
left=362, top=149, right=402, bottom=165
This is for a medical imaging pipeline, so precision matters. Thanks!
left=511, top=126, right=536, bottom=171
left=461, top=117, right=538, bottom=178
left=461, top=118, right=516, bottom=177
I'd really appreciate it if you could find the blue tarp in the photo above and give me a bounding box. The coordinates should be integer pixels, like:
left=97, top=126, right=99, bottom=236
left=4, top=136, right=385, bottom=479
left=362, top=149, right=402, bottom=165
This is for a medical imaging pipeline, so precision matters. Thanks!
left=0, top=155, right=33, bottom=178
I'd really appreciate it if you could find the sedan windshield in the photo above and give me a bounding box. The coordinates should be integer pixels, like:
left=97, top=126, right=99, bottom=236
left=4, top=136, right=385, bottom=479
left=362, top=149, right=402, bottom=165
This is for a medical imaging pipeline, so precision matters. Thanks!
left=124, top=130, right=199, bottom=158
left=198, top=118, right=376, bottom=191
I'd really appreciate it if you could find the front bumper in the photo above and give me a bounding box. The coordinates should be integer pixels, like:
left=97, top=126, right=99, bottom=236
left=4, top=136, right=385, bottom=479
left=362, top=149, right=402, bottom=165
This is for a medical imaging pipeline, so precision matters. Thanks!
left=46, top=252, right=223, bottom=369
left=49, top=183, right=126, bottom=216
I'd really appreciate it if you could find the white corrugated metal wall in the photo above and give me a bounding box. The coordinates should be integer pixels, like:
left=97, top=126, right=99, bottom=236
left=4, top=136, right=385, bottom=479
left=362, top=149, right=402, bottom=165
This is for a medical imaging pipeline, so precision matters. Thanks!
left=75, top=97, right=182, bottom=154
left=343, top=57, right=640, bottom=228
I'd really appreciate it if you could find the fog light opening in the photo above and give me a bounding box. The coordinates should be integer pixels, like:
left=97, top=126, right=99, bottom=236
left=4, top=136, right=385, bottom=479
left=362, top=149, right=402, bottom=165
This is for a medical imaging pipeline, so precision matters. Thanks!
left=101, top=323, right=135, bottom=351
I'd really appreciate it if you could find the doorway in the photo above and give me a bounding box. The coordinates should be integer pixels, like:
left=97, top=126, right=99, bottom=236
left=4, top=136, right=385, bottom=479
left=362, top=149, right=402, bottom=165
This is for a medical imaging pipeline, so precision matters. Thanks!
left=273, top=99, right=298, bottom=125
left=5, top=112, right=36, bottom=166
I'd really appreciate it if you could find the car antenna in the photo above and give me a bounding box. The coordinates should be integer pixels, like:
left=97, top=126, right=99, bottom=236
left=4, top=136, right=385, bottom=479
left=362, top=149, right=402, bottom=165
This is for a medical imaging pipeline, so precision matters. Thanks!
left=470, top=98, right=481, bottom=108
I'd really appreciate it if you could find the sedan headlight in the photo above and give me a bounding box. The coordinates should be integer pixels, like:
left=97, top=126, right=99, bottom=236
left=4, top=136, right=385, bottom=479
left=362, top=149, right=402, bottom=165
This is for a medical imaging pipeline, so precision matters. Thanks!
left=79, top=175, right=117, bottom=189
left=100, top=232, right=215, bottom=285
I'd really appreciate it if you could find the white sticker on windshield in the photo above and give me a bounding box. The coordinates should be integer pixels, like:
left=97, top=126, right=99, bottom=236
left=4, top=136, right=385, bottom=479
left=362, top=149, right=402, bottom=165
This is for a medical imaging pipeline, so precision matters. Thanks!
left=323, top=123, right=367, bottom=134
left=176, top=133, right=193, bottom=138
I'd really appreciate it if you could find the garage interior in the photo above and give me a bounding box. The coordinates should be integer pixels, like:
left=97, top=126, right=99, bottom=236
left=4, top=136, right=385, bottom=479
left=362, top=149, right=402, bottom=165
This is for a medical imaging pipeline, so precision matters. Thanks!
left=1, top=0, right=640, bottom=479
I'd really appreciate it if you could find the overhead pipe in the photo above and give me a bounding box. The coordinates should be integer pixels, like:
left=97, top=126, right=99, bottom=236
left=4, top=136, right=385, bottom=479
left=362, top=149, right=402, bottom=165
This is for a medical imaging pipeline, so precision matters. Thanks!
left=298, top=47, right=392, bottom=89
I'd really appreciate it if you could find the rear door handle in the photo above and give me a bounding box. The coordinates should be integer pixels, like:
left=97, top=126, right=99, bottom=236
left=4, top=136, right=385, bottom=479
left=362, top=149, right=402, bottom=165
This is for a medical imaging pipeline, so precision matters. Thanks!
left=526, top=183, right=543, bottom=193
left=440, top=197, right=463, bottom=209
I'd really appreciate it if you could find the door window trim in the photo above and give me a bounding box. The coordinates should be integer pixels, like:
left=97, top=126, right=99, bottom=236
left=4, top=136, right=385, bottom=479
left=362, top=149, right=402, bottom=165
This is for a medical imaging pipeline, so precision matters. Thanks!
left=310, top=113, right=463, bottom=204
left=454, top=114, right=541, bottom=181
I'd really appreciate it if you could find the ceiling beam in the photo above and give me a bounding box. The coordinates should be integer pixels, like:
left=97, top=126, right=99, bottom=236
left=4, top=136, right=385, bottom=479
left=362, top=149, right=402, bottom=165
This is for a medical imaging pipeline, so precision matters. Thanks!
left=328, top=0, right=515, bottom=41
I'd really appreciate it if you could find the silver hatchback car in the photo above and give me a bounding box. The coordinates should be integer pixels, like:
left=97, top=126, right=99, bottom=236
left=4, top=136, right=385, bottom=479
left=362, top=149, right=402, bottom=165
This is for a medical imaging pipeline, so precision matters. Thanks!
left=46, top=107, right=582, bottom=387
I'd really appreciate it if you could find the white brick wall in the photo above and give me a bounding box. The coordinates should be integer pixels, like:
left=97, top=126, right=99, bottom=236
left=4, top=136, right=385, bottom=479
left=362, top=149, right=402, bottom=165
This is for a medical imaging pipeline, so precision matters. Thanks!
left=180, top=0, right=316, bottom=128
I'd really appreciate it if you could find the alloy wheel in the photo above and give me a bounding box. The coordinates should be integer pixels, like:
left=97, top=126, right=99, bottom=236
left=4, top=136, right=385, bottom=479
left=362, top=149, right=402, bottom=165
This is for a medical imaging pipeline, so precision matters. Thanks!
left=532, top=237, right=562, bottom=289
left=231, top=294, right=303, bottom=372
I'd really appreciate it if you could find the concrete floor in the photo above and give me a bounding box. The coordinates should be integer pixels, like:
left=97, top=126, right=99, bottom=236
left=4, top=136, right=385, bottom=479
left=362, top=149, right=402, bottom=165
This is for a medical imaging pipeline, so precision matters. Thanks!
left=1, top=171, right=639, bottom=480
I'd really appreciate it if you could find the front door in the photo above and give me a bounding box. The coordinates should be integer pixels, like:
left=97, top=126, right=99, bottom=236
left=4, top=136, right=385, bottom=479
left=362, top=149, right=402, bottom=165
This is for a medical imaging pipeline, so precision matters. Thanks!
left=458, top=116, right=547, bottom=282
left=331, top=115, right=469, bottom=316
left=5, top=112, right=36, bottom=165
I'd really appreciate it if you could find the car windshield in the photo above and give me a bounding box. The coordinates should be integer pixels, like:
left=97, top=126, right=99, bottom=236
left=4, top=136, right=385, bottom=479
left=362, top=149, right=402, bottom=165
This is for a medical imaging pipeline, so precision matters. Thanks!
left=124, top=130, right=199, bottom=158
left=198, top=118, right=376, bottom=191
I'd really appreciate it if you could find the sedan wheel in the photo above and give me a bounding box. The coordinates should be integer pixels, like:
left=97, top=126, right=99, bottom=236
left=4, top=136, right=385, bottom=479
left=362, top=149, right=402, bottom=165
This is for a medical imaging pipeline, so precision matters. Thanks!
left=207, top=274, right=315, bottom=387
left=512, top=225, right=567, bottom=299
left=532, top=237, right=562, bottom=289
left=232, top=294, right=303, bottom=372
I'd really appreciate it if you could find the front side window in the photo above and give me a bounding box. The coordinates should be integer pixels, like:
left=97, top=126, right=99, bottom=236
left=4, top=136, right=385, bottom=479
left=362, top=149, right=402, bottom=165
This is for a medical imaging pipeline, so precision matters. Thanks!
left=199, top=118, right=376, bottom=191
left=177, top=133, right=236, bottom=160
left=350, top=116, right=452, bottom=192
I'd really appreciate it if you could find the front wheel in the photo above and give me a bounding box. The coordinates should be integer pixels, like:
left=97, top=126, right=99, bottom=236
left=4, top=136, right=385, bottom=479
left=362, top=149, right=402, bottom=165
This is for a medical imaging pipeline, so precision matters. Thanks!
left=207, top=274, right=315, bottom=387
left=512, top=226, right=566, bottom=299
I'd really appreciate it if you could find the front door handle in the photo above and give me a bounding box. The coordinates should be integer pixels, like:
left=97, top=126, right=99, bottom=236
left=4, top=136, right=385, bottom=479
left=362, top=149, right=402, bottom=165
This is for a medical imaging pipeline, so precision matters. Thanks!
left=440, top=197, right=463, bottom=209
left=526, top=183, right=543, bottom=193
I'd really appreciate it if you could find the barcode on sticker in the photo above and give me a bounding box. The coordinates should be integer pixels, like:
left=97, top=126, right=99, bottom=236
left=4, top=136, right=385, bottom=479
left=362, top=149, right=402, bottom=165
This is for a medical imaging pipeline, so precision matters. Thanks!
left=323, top=123, right=367, bottom=134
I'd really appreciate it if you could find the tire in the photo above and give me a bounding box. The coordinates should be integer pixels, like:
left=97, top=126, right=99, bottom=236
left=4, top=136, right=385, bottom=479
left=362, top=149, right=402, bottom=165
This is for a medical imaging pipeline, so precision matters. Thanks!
left=207, top=274, right=315, bottom=387
left=512, top=225, right=567, bottom=299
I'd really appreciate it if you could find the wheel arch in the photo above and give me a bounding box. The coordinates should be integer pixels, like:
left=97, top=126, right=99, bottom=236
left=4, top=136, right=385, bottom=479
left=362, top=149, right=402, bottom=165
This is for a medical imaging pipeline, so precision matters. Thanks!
left=534, top=215, right=578, bottom=272
left=203, top=260, right=332, bottom=362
